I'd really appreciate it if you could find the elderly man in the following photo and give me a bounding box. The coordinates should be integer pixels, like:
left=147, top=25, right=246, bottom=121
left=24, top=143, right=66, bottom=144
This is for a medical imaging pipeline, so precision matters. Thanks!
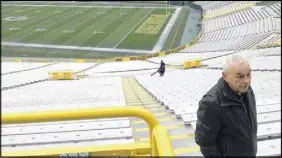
left=195, top=55, right=257, bottom=157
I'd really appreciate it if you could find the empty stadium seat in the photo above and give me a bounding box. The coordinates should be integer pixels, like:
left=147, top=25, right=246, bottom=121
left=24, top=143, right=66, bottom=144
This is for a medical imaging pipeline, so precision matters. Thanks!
left=1, top=63, right=95, bottom=88
left=2, top=128, right=132, bottom=145
left=86, top=61, right=158, bottom=74
left=180, top=33, right=271, bottom=52
left=2, top=77, right=125, bottom=110
left=203, top=47, right=281, bottom=69
left=1, top=62, right=53, bottom=75
left=147, top=51, right=235, bottom=65
left=2, top=76, right=131, bottom=152
left=186, top=1, right=279, bottom=53
left=135, top=69, right=280, bottom=117
left=262, top=2, right=281, bottom=17
left=3, top=138, right=135, bottom=152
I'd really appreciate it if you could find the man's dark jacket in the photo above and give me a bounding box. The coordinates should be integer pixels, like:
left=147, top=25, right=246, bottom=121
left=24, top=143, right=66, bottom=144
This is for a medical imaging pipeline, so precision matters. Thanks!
left=195, top=77, right=258, bottom=157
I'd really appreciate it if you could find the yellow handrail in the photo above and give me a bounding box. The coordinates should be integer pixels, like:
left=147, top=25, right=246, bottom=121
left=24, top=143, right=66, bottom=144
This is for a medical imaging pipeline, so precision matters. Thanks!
left=152, top=124, right=175, bottom=155
left=2, top=106, right=174, bottom=156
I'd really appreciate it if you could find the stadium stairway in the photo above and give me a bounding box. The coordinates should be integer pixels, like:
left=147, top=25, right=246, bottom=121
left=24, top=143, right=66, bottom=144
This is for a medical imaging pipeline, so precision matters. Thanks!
left=122, top=77, right=202, bottom=156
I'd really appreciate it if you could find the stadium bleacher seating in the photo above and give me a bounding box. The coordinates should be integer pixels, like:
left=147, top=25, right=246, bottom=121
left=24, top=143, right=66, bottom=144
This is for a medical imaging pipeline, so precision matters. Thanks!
left=1, top=62, right=53, bottom=74
left=147, top=51, right=235, bottom=65
left=136, top=69, right=280, bottom=111
left=181, top=33, right=271, bottom=52
left=256, top=33, right=281, bottom=48
left=179, top=1, right=280, bottom=53
left=262, top=2, right=281, bottom=17
left=135, top=68, right=281, bottom=156
left=205, top=47, right=281, bottom=69
left=2, top=76, right=131, bottom=152
left=202, top=10, right=275, bottom=33
left=198, top=1, right=258, bottom=19
left=1, top=63, right=95, bottom=89
left=86, top=61, right=158, bottom=73
left=148, top=47, right=281, bottom=67
left=2, top=0, right=281, bottom=156
left=2, top=77, right=125, bottom=111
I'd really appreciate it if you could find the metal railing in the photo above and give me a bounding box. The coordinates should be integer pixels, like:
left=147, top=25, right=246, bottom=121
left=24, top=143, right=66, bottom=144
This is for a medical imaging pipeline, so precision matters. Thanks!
left=2, top=106, right=174, bottom=156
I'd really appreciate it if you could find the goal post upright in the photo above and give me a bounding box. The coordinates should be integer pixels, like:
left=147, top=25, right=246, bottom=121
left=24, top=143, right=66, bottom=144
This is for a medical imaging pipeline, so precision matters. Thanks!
left=168, top=1, right=170, bottom=15
left=166, top=1, right=171, bottom=16
left=166, top=1, right=168, bottom=15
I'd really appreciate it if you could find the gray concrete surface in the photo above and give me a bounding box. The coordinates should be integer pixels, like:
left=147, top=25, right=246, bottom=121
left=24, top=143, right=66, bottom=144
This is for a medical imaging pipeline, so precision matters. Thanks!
left=180, top=6, right=202, bottom=45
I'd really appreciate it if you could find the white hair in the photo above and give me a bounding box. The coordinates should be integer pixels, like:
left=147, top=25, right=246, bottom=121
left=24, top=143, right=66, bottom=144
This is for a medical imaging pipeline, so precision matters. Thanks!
left=222, top=54, right=248, bottom=73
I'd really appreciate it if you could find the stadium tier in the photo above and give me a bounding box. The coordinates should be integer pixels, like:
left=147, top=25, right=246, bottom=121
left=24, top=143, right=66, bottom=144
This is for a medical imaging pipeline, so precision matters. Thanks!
left=86, top=61, right=159, bottom=73
left=1, top=62, right=55, bottom=74
left=2, top=1, right=281, bottom=157
left=2, top=63, right=95, bottom=88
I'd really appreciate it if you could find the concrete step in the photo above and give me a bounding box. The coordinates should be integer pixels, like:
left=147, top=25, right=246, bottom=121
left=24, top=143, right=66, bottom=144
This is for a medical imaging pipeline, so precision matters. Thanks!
left=121, top=77, right=201, bottom=156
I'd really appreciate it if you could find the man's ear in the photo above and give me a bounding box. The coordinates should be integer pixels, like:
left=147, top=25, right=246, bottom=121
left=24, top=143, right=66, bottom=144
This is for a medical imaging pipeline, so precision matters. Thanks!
left=222, top=72, right=227, bottom=80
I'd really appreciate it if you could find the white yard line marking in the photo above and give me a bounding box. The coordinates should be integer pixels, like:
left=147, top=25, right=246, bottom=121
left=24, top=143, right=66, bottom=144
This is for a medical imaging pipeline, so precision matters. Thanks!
left=2, top=6, right=26, bottom=17
left=11, top=8, right=77, bottom=42
left=61, top=8, right=117, bottom=45
left=3, top=7, right=70, bottom=40
left=46, top=8, right=108, bottom=44
left=2, top=7, right=55, bottom=28
left=2, top=42, right=151, bottom=54
left=32, top=7, right=92, bottom=43
left=29, top=8, right=91, bottom=43
left=2, top=6, right=37, bottom=21
left=95, top=8, right=138, bottom=48
left=113, top=8, right=155, bottom=48
left=76, top=8, right=131, bottom=46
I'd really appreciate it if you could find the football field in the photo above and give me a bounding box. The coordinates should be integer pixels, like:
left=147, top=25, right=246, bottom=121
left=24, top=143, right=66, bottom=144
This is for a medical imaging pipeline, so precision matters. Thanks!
left=2, top=5, right=175, bottom=50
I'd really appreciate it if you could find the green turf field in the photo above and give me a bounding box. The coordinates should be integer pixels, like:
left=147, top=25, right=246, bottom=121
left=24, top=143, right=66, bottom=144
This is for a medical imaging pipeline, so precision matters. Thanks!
left=2, top=5, right=174, bottom=50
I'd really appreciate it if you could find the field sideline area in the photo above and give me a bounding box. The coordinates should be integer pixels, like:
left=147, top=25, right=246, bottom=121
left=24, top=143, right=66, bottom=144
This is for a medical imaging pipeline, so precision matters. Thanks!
left=2, top=4, right=175, bottom=50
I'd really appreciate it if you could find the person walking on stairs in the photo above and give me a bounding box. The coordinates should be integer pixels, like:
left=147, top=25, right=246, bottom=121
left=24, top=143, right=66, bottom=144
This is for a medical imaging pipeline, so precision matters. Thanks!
left=158, top=60, right=166, bottom=77
left=151, top=60, right=166, bottom=77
